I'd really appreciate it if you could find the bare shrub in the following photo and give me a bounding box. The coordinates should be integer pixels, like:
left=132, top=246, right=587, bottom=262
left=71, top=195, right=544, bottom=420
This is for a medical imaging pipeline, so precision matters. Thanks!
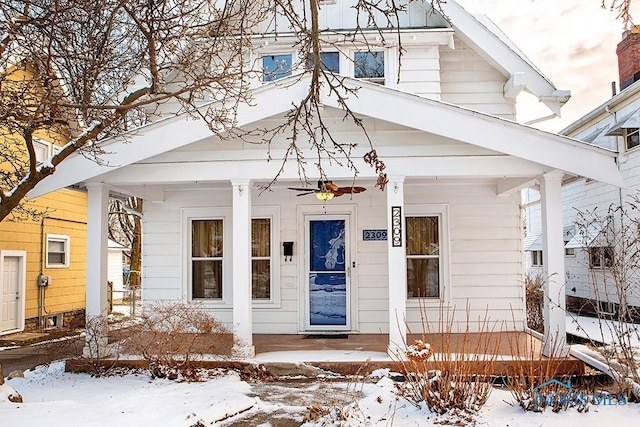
left=505, top=331, right=585, bottom=412
left=395, top=304, right=500, bottom=425
left=122, top=302, right=237, bottom=379
left=72, top=315, right=122, bottom=377
left=525, top=272, right=545, bottom=333
left=572, top=204, right=640, bottom=397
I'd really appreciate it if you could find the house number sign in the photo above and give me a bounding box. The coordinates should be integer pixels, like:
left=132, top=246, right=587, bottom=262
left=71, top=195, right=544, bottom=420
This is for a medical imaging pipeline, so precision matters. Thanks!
left=363, top=229, right=387, bottom=241
left=391, top=206, right=402, bottom=247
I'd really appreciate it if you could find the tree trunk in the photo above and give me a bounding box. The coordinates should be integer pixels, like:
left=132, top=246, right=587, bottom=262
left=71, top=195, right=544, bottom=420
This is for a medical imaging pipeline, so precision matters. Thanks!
left=129, top=199, right=143, bottom=288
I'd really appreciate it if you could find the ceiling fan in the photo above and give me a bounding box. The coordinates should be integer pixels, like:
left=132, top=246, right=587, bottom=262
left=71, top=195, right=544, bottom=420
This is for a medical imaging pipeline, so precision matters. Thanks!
left=288, top=180, right=366, bottom=201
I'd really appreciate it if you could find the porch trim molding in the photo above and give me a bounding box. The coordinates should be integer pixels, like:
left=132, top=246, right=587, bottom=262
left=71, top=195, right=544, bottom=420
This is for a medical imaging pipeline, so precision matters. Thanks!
left=387, top=176, right=407, bottom=357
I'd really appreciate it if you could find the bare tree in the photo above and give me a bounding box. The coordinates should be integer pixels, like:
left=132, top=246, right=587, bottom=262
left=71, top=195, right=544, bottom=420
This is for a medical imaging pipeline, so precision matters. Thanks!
left=0, top=0, right=451, bottom=221
left=108, top=196, right=142, bottom=288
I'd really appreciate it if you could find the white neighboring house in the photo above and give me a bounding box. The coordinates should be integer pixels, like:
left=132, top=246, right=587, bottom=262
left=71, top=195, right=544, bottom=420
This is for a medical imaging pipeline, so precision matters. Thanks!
left=108, top=239, right=128, bottom=300
left=524, top=26, right=640, bottom=321
left=29, top=1, right=623, bottom=357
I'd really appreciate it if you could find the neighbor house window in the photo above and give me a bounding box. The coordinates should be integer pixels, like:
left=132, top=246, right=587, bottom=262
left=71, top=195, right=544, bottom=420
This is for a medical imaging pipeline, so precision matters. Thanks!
left=252, top=218, right=271, bottom=299
left=307, top=51, right=340, bottom=73
left=626, top=128, right=640, bottom=150
left=262, top=54, right=293, bottom=82
left=406, top=216, right=440, bottom=298
left=33, top=140, right=50, bottom=164
left=354, top=51, right=385, bottom=84
left=565, top=247, right=575, bottom=257
left=589, top=246, right=614, bottom=269
left=46, top=234, right=70, bottom=268
left=191, top=219, right=223, bottom=299
left=531, top=250, right=543, bottom=267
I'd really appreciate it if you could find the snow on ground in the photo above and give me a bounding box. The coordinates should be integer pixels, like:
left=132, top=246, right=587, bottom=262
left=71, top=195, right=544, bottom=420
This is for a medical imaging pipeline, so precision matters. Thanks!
left=254, top=350, right=391, bottom=363
left=566, top=314, right=640, bottom=346
left=2, top=359, right=640, bottom=426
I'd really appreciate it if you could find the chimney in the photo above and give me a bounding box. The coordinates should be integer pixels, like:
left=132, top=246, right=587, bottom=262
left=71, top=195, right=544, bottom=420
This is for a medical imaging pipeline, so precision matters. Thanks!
left=617, top=25, right=640, bottom=90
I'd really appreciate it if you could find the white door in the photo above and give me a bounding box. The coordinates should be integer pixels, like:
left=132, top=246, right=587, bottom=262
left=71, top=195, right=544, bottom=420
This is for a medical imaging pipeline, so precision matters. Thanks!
left=305, top=215, right=351, bottom=331
left=1, top=256, right=21, bottom=333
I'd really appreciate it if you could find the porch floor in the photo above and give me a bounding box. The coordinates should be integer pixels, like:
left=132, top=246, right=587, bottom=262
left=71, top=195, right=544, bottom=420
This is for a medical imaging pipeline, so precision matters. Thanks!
left=252, top=332, right=584, bottom=377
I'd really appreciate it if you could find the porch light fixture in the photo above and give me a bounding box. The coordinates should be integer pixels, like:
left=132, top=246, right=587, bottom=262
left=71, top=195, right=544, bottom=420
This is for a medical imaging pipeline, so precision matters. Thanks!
left=315, top=191, right=334, bottom=201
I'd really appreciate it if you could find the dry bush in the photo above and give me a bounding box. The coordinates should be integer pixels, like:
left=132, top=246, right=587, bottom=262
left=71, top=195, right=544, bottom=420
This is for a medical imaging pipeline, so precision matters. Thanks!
left=122, top=302, right=238, bottom=379
left=395, top=304, right=501, bottom=424
left=505, top=332, right=585, bottom=412
left=525, top=272, right=545, bottom=334
left=73, top=315, right=122, bottom=377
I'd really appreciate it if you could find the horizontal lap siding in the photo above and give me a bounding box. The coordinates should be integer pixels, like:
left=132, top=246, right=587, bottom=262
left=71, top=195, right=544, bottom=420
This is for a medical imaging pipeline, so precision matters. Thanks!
left=439, top=37, right=516, bottom=120
left=397, top=47, right=441, bottom=99
left=404, top=184, right=525, bottom=333
left=143, top=182, right=525, bottom=334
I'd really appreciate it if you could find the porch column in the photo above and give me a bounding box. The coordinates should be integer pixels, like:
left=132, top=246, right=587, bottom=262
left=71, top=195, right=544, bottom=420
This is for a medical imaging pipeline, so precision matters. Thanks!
left=85, top=183, right=109, bottom=357
left=540, top=172, right=568, bottom=357
left=387, top=176, right=407, bottom=357
left=231, top=179, right=254, bottom=357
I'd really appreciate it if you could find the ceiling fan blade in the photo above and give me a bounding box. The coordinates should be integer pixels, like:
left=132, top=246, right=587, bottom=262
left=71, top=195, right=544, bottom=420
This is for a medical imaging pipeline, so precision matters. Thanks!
left=288, top=187, right=315, bottom=191
left=335, top=186, right=367, bottom=195
left=323, top=182, right=339, bottom=192
left=295, top=191, right=315, bottom=196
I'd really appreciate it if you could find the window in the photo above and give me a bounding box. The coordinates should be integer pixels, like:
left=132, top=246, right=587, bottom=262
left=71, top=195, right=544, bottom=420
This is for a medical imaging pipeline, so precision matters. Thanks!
left=252, top=218, right=271, bottom=299
left=307, top=51, right=340, bottom=73
left=589, top=246, right=614, bottom=269
left=626, top=128, right=640, bottom=150
left=354, top=51, right=385, bottom=84
left=46, top=234, right=70, bottom=268
left=406, top=216, right=440, bottom=298
left=33, top=140, right=49, bottom=164
left=262, top=54, right=293, bottom=82
left=565, top=247, right=576, bottom=257
left=531, top=250, right=543, bottom=267
left=191, top=219, right=223, bottom=299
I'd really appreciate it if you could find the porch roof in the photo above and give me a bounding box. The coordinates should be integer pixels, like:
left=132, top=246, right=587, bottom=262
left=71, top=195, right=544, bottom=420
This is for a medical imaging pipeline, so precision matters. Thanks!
left=29, top=74, right=623, bottom=199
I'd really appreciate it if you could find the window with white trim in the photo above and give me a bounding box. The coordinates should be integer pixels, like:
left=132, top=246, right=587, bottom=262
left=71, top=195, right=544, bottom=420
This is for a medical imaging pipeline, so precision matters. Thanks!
left=191, top=219, right=223, bottom=299
left=262, top=54, right=293, bottom=82
left=406, top=216, right=440, bottom=298
left=307, top=51, right=340, bottom=73
left=531, top=250, right=543, bottom=267
left=354, top=51, right=385, bottom=84
left=46, top=234, right=70, bottom=268
left=589, top=246, right=614, bottom=269
left=33, top=140, right=49, bottom=164
left=251, top=218, right=271, bottom=299
left=625, top=128, right=640, bottom=150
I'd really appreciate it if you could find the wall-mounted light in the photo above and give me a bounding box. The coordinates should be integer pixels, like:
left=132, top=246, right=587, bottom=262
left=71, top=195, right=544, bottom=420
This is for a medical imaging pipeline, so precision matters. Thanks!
left=315, top=191, right=334, bottom=201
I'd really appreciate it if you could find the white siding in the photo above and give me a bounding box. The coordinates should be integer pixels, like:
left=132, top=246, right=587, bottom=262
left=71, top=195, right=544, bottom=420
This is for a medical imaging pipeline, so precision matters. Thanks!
left=439, top=37, right=516, bottom=120
left=142, top=181, right=525, bottom=334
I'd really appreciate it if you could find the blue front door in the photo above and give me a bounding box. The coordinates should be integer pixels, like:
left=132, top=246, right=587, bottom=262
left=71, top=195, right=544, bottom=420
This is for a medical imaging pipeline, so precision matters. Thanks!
left=308, top=218, right=348, bottom=328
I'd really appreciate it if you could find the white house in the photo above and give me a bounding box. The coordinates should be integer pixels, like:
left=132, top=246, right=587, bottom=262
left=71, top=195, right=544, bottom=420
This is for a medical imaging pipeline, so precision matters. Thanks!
left=524, top=26, right=640, bottom=320
left=29, top=1, right=623, bottom=357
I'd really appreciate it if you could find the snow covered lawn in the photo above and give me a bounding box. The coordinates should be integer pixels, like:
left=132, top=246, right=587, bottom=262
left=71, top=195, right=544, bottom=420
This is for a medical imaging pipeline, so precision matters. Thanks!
left=2, top=361, right=640, bottom=426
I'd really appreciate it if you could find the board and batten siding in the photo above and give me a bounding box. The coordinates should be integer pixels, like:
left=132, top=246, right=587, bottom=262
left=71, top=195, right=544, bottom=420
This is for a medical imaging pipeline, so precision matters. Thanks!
left=142, top=181, right=525, bottom=334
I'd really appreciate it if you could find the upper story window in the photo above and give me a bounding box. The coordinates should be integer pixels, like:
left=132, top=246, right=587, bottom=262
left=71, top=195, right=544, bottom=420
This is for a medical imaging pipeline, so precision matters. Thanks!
left=262, top=54, right=293, bottom=82
left=354, top=51, right=385, bottom=84
left=191, top=219, right=224, bottom=299
left=307, top=51, right=340, bottom=73
left=625, top=128, right=640, bottom=150
left=46, top=234, right=70, bottom=268
left=34, top=140, right=49, bottom=163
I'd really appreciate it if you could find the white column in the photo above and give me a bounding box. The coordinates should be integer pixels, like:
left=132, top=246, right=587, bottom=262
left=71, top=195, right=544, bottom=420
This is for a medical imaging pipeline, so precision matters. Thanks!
left=231, top=179, right=254, bottom=357
left=85, top=183, right=110, bottom=357
left=540, top=172, right=568, bottom=357
left=387, top=176, right=407, bottom=357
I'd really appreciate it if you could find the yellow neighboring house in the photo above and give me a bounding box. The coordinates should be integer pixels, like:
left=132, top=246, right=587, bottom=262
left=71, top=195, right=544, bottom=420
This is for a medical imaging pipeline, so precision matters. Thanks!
left=0, top=63, right=87, bottom=336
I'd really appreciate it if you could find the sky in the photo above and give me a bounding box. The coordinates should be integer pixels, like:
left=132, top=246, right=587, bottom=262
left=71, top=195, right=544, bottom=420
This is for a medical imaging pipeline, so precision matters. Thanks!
left=457, top=0, right=640, bottom=132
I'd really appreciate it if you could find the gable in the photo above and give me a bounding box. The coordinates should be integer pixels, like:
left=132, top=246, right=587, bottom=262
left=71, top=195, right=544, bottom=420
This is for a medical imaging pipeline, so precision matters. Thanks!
left=28, top=74, right=622, bottom=199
